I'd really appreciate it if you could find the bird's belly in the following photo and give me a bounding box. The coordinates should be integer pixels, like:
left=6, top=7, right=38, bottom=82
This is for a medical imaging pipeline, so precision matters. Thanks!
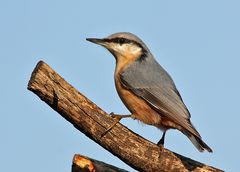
left=115, top=79, right=161, bottom=125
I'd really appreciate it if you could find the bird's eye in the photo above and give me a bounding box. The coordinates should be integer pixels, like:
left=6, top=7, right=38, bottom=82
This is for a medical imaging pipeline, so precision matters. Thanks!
left=118, top=38, right=125, bottom=45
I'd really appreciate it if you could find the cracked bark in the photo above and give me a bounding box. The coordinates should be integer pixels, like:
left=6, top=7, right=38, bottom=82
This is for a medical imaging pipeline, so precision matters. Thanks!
left=27, top=61, right=223, bottom=172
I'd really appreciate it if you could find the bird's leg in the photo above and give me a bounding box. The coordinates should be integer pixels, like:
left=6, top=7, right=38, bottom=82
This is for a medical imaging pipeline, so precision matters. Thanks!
left=110, top=112, right=134, bottom=119
left=101, top=112, right=135, bottom=137
left=157, top=131, right=166, bottom=146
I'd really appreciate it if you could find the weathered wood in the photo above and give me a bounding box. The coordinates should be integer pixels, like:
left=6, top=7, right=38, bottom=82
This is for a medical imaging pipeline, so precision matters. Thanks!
left=72, top=154, right=128, bottom=172
left=28, top=61, right=223, bottom=172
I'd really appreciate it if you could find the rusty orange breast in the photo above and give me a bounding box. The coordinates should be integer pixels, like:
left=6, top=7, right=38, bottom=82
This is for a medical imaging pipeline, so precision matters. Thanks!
left=114, top=55, right=161, bottom=126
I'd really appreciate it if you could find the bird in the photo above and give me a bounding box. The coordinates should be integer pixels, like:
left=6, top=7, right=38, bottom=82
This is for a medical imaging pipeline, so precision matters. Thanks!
left=86, top=32, right=213, bottom=152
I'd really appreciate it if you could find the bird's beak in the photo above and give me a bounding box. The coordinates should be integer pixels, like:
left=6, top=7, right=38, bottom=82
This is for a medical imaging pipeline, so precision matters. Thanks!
left=86, top=38, right=108, bottom=47
left=86, top=37, right=118, bottom=59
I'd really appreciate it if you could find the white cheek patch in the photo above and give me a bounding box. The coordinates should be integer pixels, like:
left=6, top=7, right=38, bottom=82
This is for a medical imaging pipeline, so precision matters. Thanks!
left=129, top=45, right=142, bottom=55
left=115, top=44, right=142, bottom=56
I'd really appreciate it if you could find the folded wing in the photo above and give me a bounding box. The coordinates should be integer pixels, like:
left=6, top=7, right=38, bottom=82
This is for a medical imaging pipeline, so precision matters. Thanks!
left=120, top=56, right=200, bottom=137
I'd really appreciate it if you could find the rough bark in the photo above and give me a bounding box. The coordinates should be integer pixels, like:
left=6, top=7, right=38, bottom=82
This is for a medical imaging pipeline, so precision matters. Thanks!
left=72, top=154, right=128, bottom=172
left=27, top=61, right=223, bottom=172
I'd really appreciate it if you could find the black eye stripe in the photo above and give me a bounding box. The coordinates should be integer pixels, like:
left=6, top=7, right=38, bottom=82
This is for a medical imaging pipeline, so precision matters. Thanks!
left=111, top=38, right=131, bottom=45
left=104, top=37, right=147, bottom=54
left=118, top=38, right=125, bottom=45
left=103, top=37, right=148, bottom=61
left=103, top=37, right=134, bottom=45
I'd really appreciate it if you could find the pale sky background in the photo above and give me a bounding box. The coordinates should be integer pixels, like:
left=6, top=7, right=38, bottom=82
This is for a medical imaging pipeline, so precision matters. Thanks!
left=1, top=1, right=239, bottom=171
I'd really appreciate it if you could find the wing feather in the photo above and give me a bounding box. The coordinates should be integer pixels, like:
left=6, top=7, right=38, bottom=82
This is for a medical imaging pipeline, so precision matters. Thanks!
left=120, top=56, right=200, bottom=137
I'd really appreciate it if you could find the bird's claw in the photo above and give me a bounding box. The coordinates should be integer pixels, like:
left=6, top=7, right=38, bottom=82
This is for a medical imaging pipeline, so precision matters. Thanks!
left=109, top=112, right=123, bottom=120
left=101, top=114, right=121, bottom=138
left=109, top=112, right=115, bottom=116
left=101, top=113, right=132, bottom=138
left=157, top=139, right=164, bottom=146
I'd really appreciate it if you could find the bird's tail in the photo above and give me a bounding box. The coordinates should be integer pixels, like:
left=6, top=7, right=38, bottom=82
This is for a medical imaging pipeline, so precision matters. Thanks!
left=184, top=131, right=213, bottom=152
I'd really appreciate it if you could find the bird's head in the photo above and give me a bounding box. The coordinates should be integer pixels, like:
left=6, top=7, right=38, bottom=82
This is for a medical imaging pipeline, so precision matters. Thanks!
left=86, top=32, right=149, bottom=62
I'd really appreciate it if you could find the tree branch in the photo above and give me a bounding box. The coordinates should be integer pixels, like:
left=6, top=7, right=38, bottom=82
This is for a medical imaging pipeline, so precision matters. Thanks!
left=72, top=154, right=128, bottom=172
left=27, top=61, right=223, bottom=172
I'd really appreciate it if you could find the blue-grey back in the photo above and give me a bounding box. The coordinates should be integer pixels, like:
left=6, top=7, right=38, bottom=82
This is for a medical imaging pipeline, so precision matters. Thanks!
left=120, top=54, right=199, bottom=136
left=122, top=54, right=176, bottom=89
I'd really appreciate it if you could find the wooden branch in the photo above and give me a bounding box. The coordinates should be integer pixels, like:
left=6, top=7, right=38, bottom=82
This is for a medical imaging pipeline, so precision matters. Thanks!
left=27, top=61, right=223, bottom=172
left=72, top=154, right=128, bottom=172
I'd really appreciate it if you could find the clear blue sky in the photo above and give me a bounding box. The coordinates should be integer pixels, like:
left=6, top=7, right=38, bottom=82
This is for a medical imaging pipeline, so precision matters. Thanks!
left=1, top=1, right=239, bottom=171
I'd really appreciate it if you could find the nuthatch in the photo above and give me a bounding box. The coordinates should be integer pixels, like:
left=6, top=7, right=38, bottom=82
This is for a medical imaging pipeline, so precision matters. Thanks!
left=86, top=32, right=212, bottom=152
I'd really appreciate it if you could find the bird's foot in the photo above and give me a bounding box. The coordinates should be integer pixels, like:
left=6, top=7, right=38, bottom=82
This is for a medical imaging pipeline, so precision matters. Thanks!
left=101, top=113, right=132, bottom=137
left=157, top=131, right=166, bottom=146
left=157, top=138, right=165, bottom=146
left=109, top=112, right=123, bottom=120
left=100, top=112, right=123, bottom=137
left=109, top=112, right=132, bottom=120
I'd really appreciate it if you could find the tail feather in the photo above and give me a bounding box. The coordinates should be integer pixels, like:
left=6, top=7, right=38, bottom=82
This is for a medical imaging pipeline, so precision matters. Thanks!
left=188, top=134, right=213, bottom=152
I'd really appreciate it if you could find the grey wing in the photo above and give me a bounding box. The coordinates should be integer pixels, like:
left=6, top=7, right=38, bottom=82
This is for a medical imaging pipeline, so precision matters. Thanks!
left=120, top=56, right=200, bottom=137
